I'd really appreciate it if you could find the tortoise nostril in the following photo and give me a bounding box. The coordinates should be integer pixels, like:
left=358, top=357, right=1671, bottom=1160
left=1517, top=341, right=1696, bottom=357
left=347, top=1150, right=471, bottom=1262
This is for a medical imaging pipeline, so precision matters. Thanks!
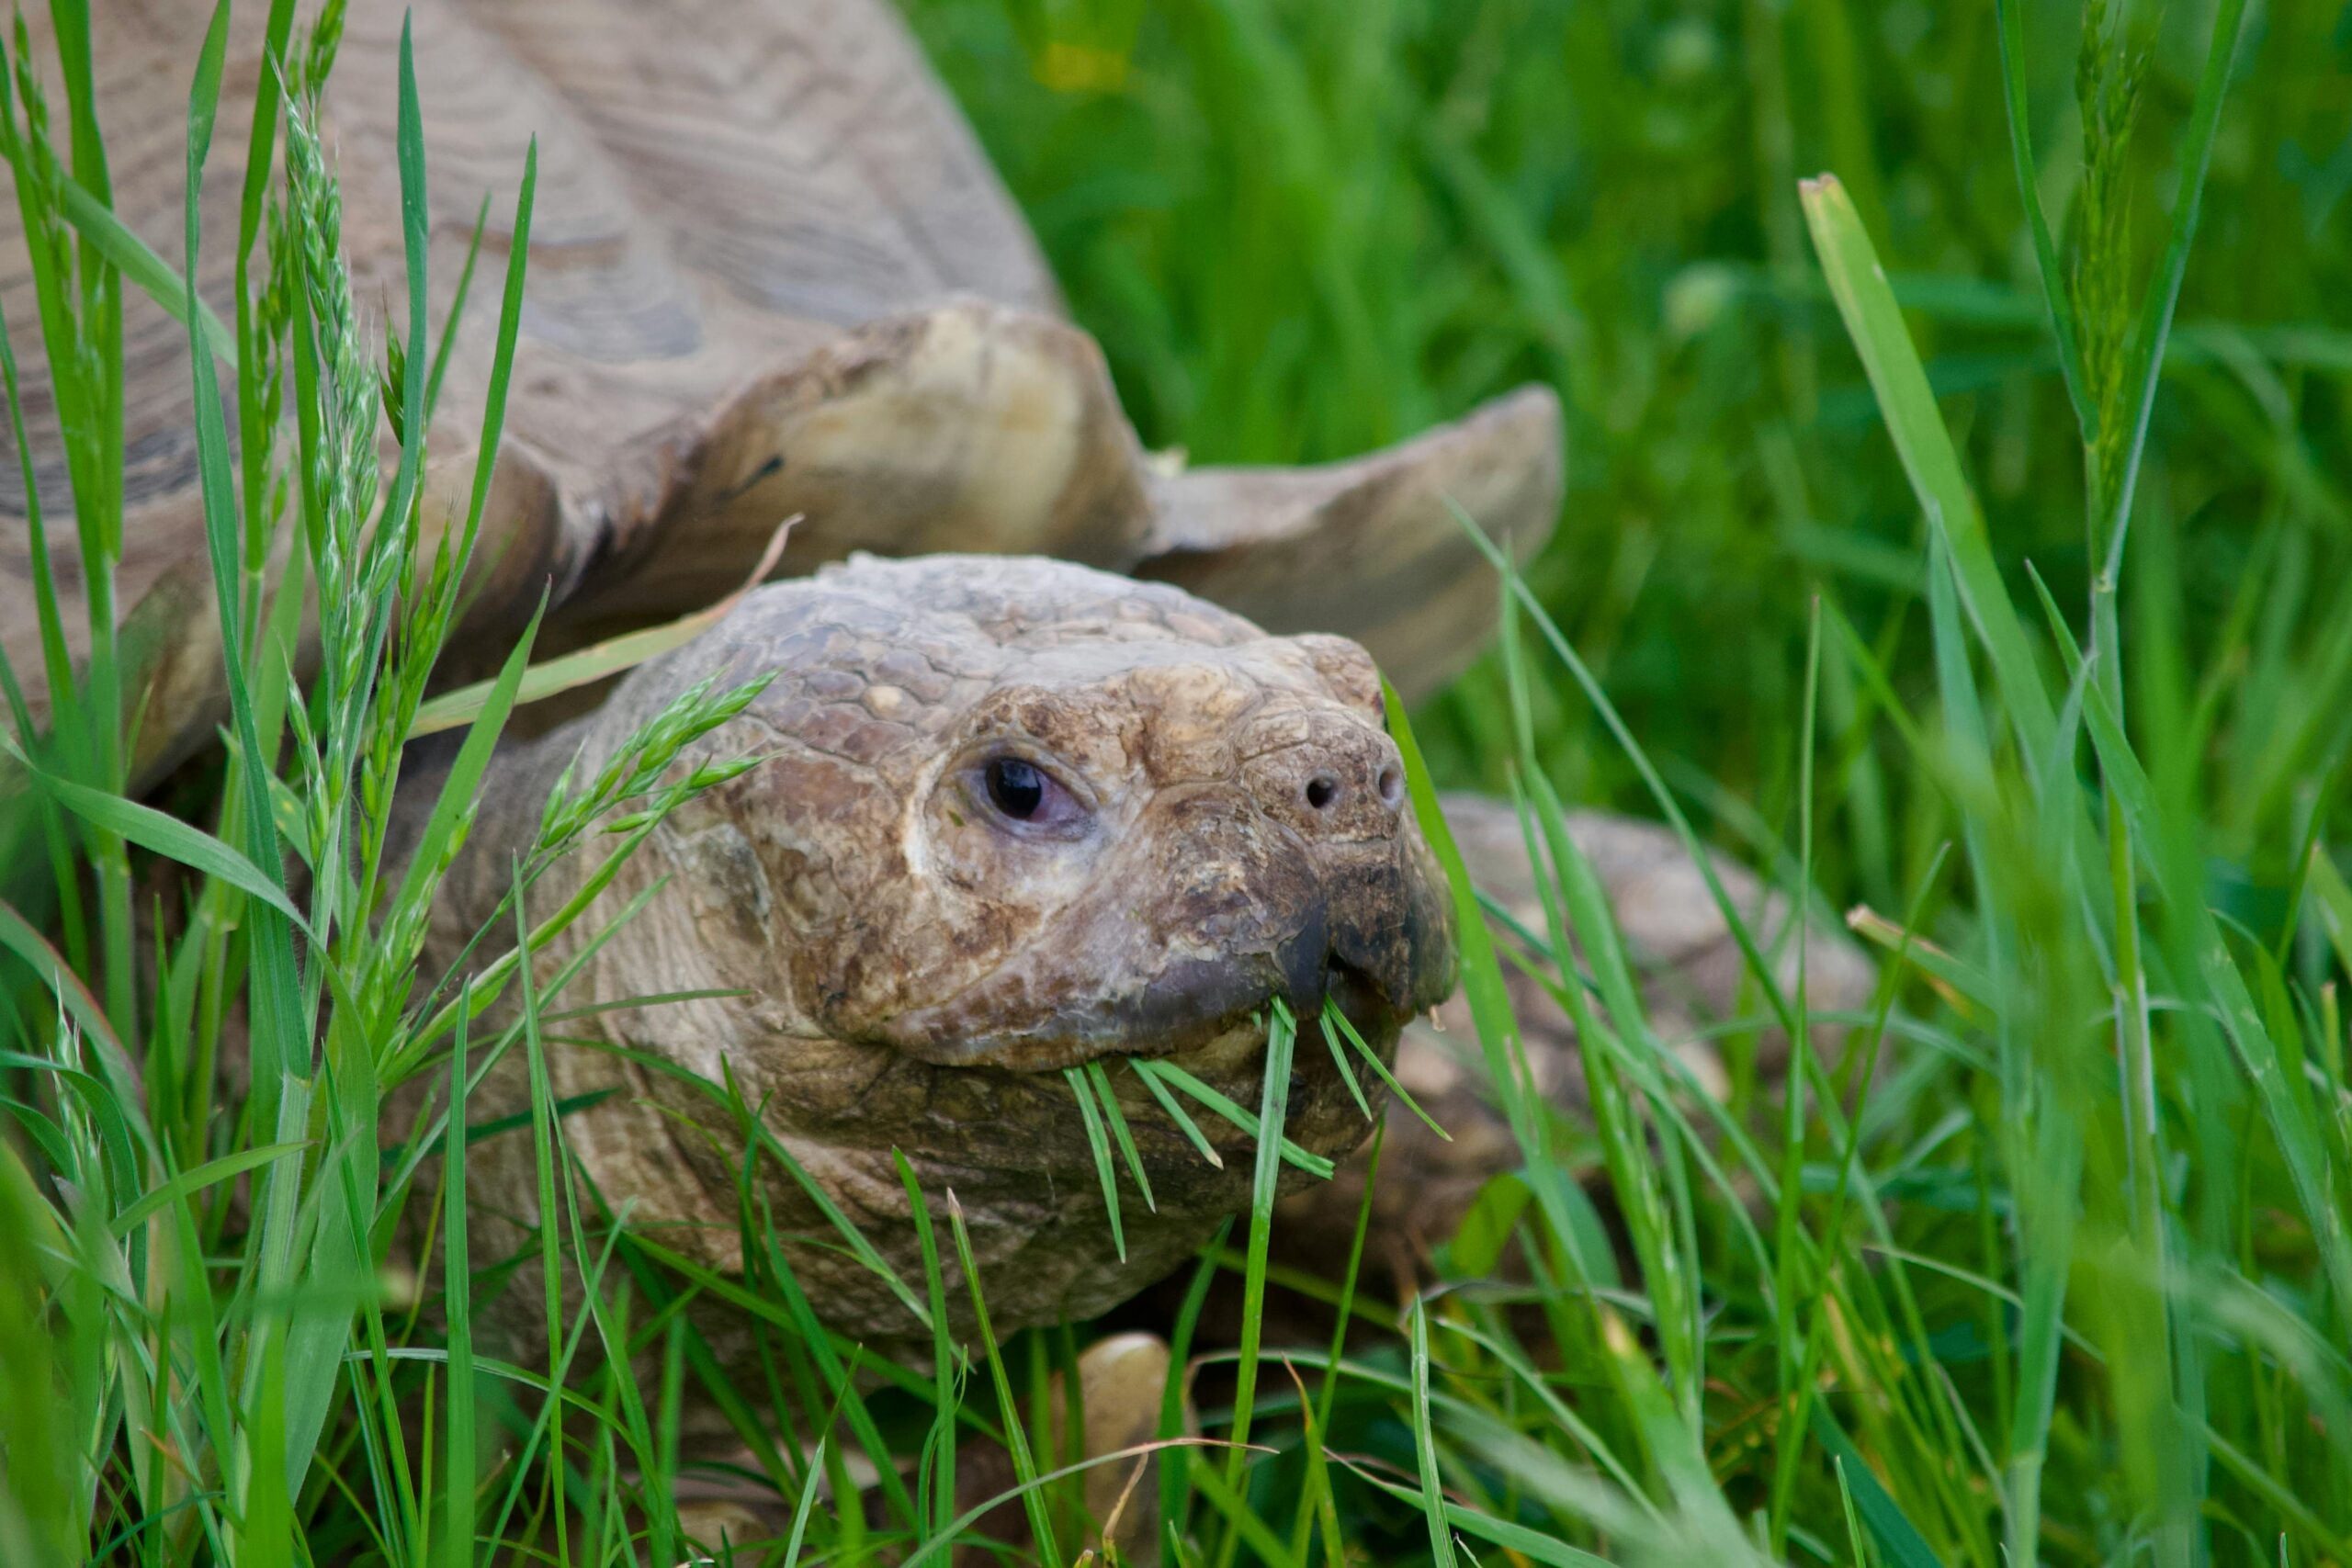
left=1305, top=774, right=1340, bottom=812
left=1376, top=764, right=1403, bottom=810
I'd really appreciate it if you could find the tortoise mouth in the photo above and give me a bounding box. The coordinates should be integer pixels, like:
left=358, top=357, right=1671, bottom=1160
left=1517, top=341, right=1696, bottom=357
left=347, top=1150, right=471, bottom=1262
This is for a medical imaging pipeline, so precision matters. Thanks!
left=888, top=949, right=1423, bottom=1078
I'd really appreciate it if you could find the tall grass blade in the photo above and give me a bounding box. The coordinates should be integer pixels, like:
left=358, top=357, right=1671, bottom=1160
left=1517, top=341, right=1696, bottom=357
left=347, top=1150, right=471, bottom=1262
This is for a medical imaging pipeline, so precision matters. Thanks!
left=55, top=177, right=235, bottom=369
left=1408, top=1300, right=1462, bottom=1568
left=895, top=1149, right=961, bottom=1547
left=2103, top=0, right=2251, bottom=558
left=181, top=0, right=306, bottom=1125
left=1990, top=0, right=2092, bottom=439
left=1812, top=1408, right=1946, bottom=1568
left=1799, top=174, right=2056, bottom=761
left=1213, top=996, right=1297, bottom=1553
left=0, top=747, right=312, bottom=936
left=443, top=1004, right=478, bottom=1568
left=947, top=1190, right=1063, bottom=1564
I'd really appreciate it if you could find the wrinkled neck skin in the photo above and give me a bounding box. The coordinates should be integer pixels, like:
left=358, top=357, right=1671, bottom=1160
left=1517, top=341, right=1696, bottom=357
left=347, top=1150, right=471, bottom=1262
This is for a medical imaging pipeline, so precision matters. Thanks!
left=420, top=556, right=1453, bottom=1364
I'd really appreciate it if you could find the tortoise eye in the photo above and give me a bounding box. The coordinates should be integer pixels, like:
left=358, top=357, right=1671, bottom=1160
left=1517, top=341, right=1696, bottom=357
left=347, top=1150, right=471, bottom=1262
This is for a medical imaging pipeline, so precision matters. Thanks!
left=967, top=751, right=1091, bottom=839
left=986, top=757, right=1046, bottom=818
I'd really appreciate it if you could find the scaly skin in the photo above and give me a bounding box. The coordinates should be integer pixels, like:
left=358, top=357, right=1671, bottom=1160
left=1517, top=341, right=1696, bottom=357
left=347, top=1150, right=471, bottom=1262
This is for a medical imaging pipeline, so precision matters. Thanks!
left=424, top=555, right=1453, bottom=1363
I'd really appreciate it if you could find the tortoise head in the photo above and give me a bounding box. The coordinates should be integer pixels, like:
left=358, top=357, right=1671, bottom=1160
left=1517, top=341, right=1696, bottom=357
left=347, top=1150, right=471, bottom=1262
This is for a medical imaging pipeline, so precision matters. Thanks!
left=822, top=587, right=1454, bottom=1077
left=623, top=554, right=1453, bottom=1094
left=475, top=554, right=1453, bottom=1339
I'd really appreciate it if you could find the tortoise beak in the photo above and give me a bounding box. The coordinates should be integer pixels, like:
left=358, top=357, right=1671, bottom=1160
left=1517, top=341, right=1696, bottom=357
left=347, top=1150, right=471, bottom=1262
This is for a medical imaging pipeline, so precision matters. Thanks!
left=1271, top=843, right=1455, bottom=1030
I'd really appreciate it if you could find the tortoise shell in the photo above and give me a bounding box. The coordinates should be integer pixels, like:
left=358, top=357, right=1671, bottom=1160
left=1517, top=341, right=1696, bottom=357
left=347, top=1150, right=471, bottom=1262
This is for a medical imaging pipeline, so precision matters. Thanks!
left=0, top=0, right=1561, bottom=787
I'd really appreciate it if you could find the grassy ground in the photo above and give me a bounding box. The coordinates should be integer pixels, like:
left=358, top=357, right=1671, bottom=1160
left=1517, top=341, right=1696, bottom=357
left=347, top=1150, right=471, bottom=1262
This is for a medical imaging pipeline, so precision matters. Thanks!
left=5, top=0, right=2352, bottom=1562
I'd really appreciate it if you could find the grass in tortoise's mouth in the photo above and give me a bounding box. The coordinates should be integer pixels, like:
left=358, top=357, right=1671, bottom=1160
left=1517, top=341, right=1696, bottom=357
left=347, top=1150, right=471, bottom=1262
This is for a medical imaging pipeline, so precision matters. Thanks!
left=933, top=953, right=1408, bottom=1079
left=1045, top=964, right=1419, bottom=1211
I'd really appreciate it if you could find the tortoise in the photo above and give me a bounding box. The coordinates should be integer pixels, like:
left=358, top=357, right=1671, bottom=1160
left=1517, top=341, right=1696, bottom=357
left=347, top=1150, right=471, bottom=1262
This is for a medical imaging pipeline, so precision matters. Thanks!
left=0, top=0, right=1871, bottom=1460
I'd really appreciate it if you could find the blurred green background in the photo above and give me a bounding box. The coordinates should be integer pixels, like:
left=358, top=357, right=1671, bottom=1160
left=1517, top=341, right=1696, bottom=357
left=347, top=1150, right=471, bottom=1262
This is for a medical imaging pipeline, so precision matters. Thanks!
left=895, top=0, right=2352, bottom=919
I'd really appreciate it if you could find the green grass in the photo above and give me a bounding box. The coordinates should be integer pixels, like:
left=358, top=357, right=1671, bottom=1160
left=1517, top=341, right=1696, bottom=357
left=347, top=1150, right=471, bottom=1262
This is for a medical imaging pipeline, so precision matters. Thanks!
left=6, top=0, right=2352, bottom=1562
